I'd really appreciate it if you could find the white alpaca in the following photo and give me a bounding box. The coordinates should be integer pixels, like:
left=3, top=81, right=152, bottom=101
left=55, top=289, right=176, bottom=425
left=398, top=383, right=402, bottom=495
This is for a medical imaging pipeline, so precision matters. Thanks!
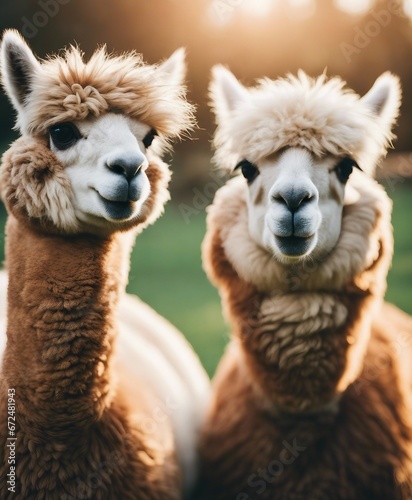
left=210, top=67, right=400, bottom=268
left=195, top=67, right=412, bottom=498
left=0, top=30, right=209, bottom=498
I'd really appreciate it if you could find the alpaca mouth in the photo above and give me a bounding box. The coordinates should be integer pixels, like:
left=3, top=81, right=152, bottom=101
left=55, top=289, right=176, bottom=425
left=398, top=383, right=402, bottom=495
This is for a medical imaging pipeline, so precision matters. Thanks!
left=97, top=193, right=135, bottom=220
left=274, top=235, right=314, bottom=257
left=95, top=182, right=140, bottom=203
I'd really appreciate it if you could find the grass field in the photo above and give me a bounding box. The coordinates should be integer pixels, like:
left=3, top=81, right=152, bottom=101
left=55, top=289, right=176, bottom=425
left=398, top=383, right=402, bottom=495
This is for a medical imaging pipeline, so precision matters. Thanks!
left=0, top=180, right=411, bottom=376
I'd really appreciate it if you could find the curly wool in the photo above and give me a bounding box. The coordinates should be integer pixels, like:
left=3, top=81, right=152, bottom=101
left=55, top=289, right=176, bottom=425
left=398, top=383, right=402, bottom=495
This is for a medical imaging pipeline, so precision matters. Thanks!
left=0, top=136, right=78, bottom=232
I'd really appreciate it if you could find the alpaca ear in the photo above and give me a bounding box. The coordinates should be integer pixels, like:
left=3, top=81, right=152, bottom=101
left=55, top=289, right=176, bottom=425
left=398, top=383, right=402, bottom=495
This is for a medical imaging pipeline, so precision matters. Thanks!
left=209, top=65, right=249, bottom=122
left=1, top=29, right=41, bottom=115
left=157, top=48, right=187, bottom=87
left=361, top=72, right=401, bottom=131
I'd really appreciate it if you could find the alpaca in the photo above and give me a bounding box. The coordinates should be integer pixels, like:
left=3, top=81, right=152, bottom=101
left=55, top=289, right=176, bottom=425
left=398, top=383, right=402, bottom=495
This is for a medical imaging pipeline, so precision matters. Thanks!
left=195, top=67, right=412, bottom=499
left=0, top=30, right=210, bottom=499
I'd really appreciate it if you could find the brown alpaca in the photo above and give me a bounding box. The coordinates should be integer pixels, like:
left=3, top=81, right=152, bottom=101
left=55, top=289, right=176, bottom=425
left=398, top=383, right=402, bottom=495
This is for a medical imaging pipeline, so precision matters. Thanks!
left=195, top=67, right=412, bottom=499
left=0, top=31, right=210, bottom=499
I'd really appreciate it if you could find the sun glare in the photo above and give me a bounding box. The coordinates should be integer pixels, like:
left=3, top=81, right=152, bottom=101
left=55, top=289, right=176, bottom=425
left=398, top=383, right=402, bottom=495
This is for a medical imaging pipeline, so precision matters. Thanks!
left=288, top=0, right=316, bottom=19
left=334, top=0, right=373, bottom=16
left=208, top=0, right=379, bottom=26
left=208, top=0, right=277, bottom=26
left=241, top=0, right=276, bottom=17
left=404, top=0, right=412, bottom=19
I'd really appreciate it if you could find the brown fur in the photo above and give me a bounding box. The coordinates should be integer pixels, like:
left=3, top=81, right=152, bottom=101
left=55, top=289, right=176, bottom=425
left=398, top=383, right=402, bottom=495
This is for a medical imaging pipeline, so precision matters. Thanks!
left=0, top=140, right=180, bottom=498
left=253, top=186, right=265, bottom=206
left=0, top=136, right=77, bottom=232
left=194, top=176, right=412, bottom=498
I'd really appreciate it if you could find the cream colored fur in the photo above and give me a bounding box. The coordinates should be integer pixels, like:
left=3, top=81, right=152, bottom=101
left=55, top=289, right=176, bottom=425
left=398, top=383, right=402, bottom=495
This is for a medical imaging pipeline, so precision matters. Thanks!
left=211, top=67, right=400, bottom=176
left=115, top=293, right=210, bottom=487
left=208, top=67, right=400, bottom=265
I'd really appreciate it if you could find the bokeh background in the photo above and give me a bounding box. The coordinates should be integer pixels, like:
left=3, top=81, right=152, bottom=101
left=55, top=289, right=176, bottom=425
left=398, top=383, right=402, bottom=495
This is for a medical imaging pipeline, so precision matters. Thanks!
left=0, top=0, right=411, bottom=376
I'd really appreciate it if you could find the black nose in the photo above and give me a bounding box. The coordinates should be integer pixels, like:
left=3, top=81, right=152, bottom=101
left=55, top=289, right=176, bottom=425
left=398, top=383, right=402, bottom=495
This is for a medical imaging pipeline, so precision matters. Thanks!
left=107, top=154, right=146, bottom=181
left=272, top=187, right=315, bottom=212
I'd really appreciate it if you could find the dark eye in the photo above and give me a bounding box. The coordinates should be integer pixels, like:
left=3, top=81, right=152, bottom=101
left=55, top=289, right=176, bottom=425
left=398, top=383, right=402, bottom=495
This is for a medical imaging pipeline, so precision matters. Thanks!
left=143, top=129, right=157, bottom=149
left=49, top=122, right=81, bottom=150
left=334, top=157, right=360, bottom=184
left=235, top=160, right=259, bottom=183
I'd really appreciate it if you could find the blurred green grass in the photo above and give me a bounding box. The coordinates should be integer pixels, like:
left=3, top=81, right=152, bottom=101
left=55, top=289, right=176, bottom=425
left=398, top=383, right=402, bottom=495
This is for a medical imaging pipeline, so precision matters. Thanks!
left=0, top=181, right=411, bottom=377
left=384, top=180, right=412, bottom=314
left=127, top=204, right=228, bottom=376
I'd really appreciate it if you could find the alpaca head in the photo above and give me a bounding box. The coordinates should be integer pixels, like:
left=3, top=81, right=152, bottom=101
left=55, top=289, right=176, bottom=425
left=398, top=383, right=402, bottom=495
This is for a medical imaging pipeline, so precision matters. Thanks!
left=0, top=30, right=194, bottom=235
left=210, top=67, right=400, bottom=265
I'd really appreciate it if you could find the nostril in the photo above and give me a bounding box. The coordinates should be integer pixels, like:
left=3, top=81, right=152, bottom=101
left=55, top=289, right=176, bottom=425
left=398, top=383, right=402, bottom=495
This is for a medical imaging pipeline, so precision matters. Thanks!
left=110, top=163, right=127, bottom=176
left=272, top=189, right=315, bottom=212
left=273, top=193, right=288, bottom=206
left=300, top=192, right=313, bottom=205
left=107, top=156, right=144, bottom=181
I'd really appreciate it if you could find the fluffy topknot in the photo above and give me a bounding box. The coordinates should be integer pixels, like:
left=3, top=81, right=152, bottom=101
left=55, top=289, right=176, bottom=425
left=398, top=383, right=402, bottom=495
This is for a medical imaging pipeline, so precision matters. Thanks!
left=210, top=67, right=401, bottom=176
left=1, top=30, right=195, bottom=140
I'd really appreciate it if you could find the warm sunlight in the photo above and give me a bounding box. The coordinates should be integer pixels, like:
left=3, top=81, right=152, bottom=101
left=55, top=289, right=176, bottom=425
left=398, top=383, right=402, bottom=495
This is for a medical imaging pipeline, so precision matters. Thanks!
left=208, top=0, right=277, bottom=25
left=241, top=0, right=276, bottom=17
left=404, top=0, right=412, bottom=18
left=334, top=0, right=374, bottom=16
left=289, top=0, right=316, bottom=19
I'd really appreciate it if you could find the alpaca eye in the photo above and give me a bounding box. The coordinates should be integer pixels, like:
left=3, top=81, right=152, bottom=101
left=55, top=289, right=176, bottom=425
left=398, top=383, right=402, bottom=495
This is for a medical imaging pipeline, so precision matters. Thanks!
left=143, top=129, right=157, bottom=149
left=235, top=160, right=259, bottom=183
left=334, top=157, right=360, bottom=184
left=49, top=122, right=81, bottom=150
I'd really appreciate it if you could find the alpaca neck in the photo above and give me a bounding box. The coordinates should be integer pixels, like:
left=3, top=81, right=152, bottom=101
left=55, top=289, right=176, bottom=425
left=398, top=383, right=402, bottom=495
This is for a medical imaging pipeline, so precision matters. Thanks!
left=2, top=215, right=132, bottom=431
left=241, top=286, right=378, bottom=413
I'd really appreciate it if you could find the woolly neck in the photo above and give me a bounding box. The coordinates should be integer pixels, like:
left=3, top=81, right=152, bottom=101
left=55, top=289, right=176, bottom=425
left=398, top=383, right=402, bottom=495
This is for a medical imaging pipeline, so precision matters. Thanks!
left=0, top=134, right=182, bottom=498
left=203, top=172, right=394, bottom=412
left=0, top=136, right=171, bottom=435
left=2, top=215, right=131, bottom=433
